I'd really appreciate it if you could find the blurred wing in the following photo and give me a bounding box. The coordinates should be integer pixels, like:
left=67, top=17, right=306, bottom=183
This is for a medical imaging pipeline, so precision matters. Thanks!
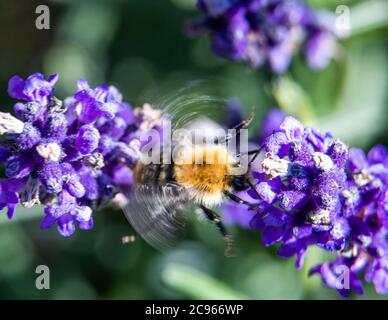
left=123, top=183, right=189, bottom=251
left=155, top=81, right=227, bottom=131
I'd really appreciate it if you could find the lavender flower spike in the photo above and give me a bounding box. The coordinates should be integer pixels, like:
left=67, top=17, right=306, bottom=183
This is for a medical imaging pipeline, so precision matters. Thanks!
left=310, top=146, right=388, bottom=296
left=0, top=73, right=161, bottom=237
left=238, top=113, right=388, bottom=296
left=188, top=0, right=338, bottom=73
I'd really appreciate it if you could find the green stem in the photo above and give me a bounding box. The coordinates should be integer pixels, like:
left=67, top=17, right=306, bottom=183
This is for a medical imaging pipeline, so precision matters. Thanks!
left=162, top=263, right=249, bottom=300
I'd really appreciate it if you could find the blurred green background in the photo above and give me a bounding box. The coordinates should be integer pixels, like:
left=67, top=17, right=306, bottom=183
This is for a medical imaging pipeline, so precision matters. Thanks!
left=0, top=0, right=387, bottom=299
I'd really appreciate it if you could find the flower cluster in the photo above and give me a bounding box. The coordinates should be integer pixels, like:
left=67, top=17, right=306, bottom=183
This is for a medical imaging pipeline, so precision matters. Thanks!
left=310, top=146, right=388, bottom=296
left=229, top=112, right=387, bottom=296
left=187, top=0, right=337, bottom=73
left=0, top=73, right=161, bottom=237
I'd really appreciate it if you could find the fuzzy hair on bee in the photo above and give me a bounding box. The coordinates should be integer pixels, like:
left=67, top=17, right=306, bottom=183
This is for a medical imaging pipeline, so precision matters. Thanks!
left=172, top=144, right=241, bottom=207
left=134, top=144, right=240, bottom=206
left=123, top=93, right=260, bottom=254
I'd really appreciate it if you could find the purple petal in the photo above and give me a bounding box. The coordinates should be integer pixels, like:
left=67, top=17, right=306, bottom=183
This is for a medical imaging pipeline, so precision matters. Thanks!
left=5, top=155, right=33, bottom=179
left=367, top=144, right=387, bottom=164
left=255, top=181, right=277, bottom=203
left=327, top=140, right=348, bottom=168
left=57, top=217, right=76, bottom=237
left=268, top=43, right=292, bottom=74
left=44, top=113, right=68, bottom=141
left=38, top=161, right=63, bottom=193
left=6, top=203, right=17, bottom=219
left=295, top=249, right=306, bottom=269
left=78, top=217, right=94, bottom=230
left=64, top=177, right=86, bottom=198
left=279, top=190, right=307, bottom=210
left=305, top=31, right=336, bottom=70
left=348, top=148, right=367, bottom=172
left=8, top=75, right=27, bottom=100
left=262, top=226, right=285, bottom=246
left=72, top=205, right=92, bottom=223
left=279, top=117, right=304, bottom=142
left=17, top=123, right=41, bottom=150
left=109, top=163, right=133, bottom=186
left=40, top=214, right=56, bottom=229
left=261, top=109, right=286, bottom=139
left=76, top=125, right=100, bottom=155
left=264, top=131, right=289, bottom=157
left=373, top=268, right=388, bottom=294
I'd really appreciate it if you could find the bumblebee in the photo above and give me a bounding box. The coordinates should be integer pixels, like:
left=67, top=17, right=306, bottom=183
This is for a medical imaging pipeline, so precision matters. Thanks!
left=123, top=109, right=261, bottom=254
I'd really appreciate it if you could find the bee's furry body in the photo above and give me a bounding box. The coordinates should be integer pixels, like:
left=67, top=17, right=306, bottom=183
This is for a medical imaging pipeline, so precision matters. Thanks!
left=125, top=108, right=256, bottom=251
left=134, top=144, right=239, bottom=207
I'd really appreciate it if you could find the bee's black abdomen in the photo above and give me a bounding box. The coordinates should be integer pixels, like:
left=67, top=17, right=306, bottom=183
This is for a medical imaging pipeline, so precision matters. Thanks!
left=135, top=162, right=176, bottom=187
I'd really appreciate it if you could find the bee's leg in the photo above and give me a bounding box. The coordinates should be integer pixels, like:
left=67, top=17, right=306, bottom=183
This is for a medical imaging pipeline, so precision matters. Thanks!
left=200, top=205, right=235, bottom=257
left=200, top=205, right=229, bottom=238
left=224, top=191, right=258, bottom=210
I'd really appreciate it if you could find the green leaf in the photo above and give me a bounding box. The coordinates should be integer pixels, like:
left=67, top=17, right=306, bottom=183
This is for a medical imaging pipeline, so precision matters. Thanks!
left=350, top=1, right=388, bottom=37
left=161, top=263, right=249, bottom=300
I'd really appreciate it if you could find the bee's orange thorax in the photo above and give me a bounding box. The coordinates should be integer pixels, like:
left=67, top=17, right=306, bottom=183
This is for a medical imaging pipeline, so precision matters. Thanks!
left=174, top=144, right=235, bottom=206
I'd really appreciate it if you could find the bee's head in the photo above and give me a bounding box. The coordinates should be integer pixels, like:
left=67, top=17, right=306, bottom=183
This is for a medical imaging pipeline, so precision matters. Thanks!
left=231, top=175, right=250, bottom=192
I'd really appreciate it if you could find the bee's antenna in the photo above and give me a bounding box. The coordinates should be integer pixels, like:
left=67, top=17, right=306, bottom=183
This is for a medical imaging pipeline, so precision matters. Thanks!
left=122, top=235, right=137, bottom=245
left=232, top=106, right=256, bottom=131
left=221, top=106, right=256, bottom=145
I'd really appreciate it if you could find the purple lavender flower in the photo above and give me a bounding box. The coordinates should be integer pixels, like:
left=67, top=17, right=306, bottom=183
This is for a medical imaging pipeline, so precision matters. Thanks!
left=220, top=107, right=388, bottom=296
left=310, top=146, right=388, bottom=296
left=238, top=114, right=388, bottom=296
left=8, top=72, right=58, bottom=105
left=0, top=73, right=161, bottom=237
left=187, top=0, right=337, bottom=73
left=222, top=107, right=286, bottom=228
left=249, top=116, right=348, bottom=258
